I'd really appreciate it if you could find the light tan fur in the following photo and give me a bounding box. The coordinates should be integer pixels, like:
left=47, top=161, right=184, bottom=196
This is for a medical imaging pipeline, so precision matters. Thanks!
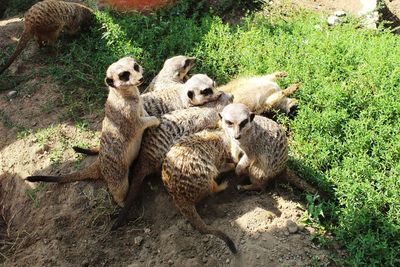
left=26, top=57, right=160, bottom=206
left=218, top=71, right=300, bottom=114
left=111, top=92, right=234, bottom=230
left=161, top=129, right=237, bottom=253
left=219, top=103, right=318, bottom=194
left=142, top=55, right=196, bottom=93
left=0, top=0, right=94, bottom=74
left=141, top=74, right=222, bottom=117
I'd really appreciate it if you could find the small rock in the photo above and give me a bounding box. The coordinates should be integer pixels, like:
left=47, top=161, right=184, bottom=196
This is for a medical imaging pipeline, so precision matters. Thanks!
left=7, top=91, right=17, bottom=98
left=298, top=224, right=305, bottom=232
left=144, top=228, right=151, bottom=234
left=256, top=254, right=260, bottom=259
left=134, top=236, right=143, bottom=246
left=226, top=258, right=230, bottom=263
left=334, top=10, right=346, bottom=17
left=284, top=231, right=289, bottom=236
left=168, top=259, right=173, bottom=265
left=327, top=15, right=341, bottom=26
left=286, top=219, right=298, bottom=234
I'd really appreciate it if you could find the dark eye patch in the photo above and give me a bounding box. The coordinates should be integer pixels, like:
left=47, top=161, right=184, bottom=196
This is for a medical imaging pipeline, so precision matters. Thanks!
left=187, top=91, right=194, bottom=99
left=105, top=78, right=114, bottom=88
left=239, top=119, right=248, bottom=129
left=133, top=63, right=140, bottom=72
left=225, top=120, right=233, bottom=126
left=119, top=71, right=130, bottom=82
left=201, top=88, right=213, bottom=96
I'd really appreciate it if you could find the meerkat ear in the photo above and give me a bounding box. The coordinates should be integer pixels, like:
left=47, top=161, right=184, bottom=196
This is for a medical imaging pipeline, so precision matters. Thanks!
left=250, top=113, right=255, bottom=122
left=105, top=77, right=115, bottom=88
left=183, top=57, right=195, bottom=68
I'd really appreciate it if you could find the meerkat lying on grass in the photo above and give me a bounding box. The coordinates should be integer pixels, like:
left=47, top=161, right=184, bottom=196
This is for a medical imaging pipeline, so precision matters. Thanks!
left=218, top=71, right=300, bottom=115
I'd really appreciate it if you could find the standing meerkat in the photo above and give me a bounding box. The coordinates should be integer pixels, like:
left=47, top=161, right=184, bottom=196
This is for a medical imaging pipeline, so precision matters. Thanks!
left=218, top=71, right=300, bottom=115
left=142, top=55, right=196, bottom=93
left=161, top=129, right=237, bottom=253
left=0, top=0, right=94, bottom=75
left=26, top=57, right=160, bottom=206
left=141, top=73, right=222, bottom=117
left=73, top=73, right=223, bottom=156
left=219, top=103, right=318, bottom=193
left=111, top=92, right=234, bottom=229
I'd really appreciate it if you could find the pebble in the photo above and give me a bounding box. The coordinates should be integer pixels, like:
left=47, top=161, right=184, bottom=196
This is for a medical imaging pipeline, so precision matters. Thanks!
left=226, top=258, right=230, bottom=263
left=327, top=15, right=341, bottom=26
left=134, top=236, right=143, bottom=246
left=286, top=219, right=298, bottom=234
left=7, top=91, right=17, bottom=98
left=284, top=231, right=290, bottom=236
left=168, top=259, right=173, bottom=265
left=144, top=228, right=151, bottom=234
left=334, top=10, right=346, bottom=17
left=256, top=254, right=260, bottom=259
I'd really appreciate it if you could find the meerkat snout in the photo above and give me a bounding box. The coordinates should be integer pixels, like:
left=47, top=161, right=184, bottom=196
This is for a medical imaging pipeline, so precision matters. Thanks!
left=184, top=74, right=222, bottom=106
left=219, top=103, right=255, bottom=140
left=105, top=57, right=144, bottom=89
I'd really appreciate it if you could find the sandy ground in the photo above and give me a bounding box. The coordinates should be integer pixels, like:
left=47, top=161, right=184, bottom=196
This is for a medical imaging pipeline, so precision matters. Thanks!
left=0, top=6, right=352, bottom=267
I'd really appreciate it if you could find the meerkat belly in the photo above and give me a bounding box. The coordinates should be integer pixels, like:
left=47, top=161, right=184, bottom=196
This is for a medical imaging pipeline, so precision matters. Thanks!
left=125, top=131, right=145, bottom=164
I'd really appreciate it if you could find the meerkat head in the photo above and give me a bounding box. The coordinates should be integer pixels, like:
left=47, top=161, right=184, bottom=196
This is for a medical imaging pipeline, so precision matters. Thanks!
left=202, top=92, right=234, bottom=111
left=105, top=57, right=144, bottom=90
left=163, top=55, right=196, bottom=81
left=219, top=103, right=255, bottom=140
left=184, top=74, right=222, bottom=106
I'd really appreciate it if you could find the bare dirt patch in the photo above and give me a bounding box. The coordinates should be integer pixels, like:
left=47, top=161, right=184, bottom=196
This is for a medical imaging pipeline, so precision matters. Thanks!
left=0, top=10, right=344, bottom=267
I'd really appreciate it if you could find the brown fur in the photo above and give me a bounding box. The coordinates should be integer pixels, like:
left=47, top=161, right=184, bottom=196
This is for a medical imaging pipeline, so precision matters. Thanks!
left=220, top=103, right=318, bottom=194
left=161, top=130, right=237, bottom=253
left=218, top=71, right=300, bottom=114
left=142, top=55, right=196, bottom=93
left=26, top=57, right=160, bottom=206
left=0, top=0, right=94, bottom=75
left=111, top=92, right=233, bottom=229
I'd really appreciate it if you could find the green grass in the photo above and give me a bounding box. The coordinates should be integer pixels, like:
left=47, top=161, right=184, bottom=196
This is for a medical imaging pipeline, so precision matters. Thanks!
left=1, top=0, right=399, bottom=265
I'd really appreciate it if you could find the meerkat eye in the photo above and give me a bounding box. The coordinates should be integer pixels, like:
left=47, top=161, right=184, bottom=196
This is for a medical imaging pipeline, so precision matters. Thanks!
left=183, top=59, right=191, bottom=68
left=239, top=119, right=248, bottom=129
left=201, top=88, right=213, bottom=96
left=119, top=71, right=130, bottom=82
left=187, top=91, right=194, bottom=99
left=133, top=63, right=140, bottom=72
left=105, top=78, right=114, bottom=88
left=225, top=120, right=233, bottom=127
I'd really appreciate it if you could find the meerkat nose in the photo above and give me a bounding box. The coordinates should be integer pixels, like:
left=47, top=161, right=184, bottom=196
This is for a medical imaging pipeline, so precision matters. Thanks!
left=234, top=135, right=241, bottom=140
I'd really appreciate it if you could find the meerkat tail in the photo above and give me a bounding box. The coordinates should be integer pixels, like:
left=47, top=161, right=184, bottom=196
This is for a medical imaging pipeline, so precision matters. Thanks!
left=283, top=168, right=319, bottom=195
left=73, top=146, right=100, bottom=156
left=177, top=201, right=237, bottom=254
left=26, top=159, right=101, bottom=183
left=111, top=165, right=148, bottom=230
left=0, top=30, right=33, bottom=75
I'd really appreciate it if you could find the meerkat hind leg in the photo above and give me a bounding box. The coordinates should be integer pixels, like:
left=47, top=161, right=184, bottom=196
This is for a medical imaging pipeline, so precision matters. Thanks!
left=237, top=183, right=262, bottom=192
left=211, top=180, right=229, bottom=193
left=265, top=71, right=288, bottom=81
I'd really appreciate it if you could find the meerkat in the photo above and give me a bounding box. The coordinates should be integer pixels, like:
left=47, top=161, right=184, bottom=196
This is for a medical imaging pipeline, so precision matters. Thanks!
left=142, top=55, right=196, bottom=93
left=218, top=71, right=300, bottom=115
left=0, top=0, right=94, bottom=75
left=73, top=73, right=223, bottom=157
left=141, top=73, right=222, bottom=117
left=25, top=57, right=160, bottom=206
left=161, top=129, right=237, bottom=253
left=219, top=103, right=318, bottom=193
left=111, top=92, right=234, bottom=230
